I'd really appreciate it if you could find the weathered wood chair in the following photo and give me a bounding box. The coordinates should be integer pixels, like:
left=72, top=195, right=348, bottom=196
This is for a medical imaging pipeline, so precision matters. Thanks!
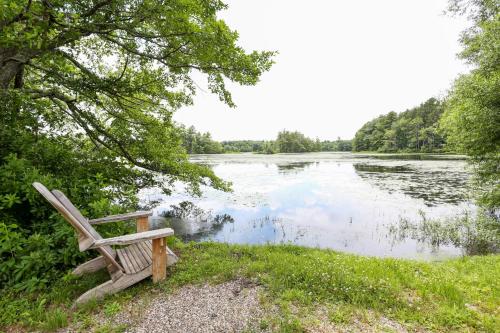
left=32, top=182, right=178, bottom=305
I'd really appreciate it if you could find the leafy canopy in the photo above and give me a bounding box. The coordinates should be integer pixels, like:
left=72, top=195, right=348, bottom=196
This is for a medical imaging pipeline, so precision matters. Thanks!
left=441, top=0, right=499, bottom=209
left=0, top=0, right=274, bottom=291
left=0, top=0, right=275, bottom=194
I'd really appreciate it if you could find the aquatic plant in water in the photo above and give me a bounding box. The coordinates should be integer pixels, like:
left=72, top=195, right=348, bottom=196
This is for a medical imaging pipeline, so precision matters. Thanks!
left=388, top=210, right=499, bottom=255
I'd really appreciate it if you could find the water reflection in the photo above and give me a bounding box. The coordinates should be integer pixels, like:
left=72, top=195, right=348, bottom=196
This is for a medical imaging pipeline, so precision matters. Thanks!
left=354, top=163, right=413, bottom=173
left=140, top=153, right=474, bottom=260
left=277, top=161, right=315, bottom=174
left=156, top=201, right=235, bottom=241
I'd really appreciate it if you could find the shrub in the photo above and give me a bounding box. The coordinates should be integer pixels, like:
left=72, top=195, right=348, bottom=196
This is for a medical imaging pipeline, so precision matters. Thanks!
left=0, top=132, right=138, bottom=291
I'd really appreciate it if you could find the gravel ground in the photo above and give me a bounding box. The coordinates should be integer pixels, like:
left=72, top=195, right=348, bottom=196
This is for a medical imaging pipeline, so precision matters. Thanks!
left=61, top=279, right=414, bottom=333
left=127, top=278, right=267, bottom=333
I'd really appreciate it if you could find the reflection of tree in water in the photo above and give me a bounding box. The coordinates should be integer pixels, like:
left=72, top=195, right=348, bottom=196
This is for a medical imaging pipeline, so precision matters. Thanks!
left=353, top=163, right=471, bottom=206
left=160, top=201, right=234, bottom=241
left=162, top=201, right=207, bottom=220
left=160, top=203, right=310, bottom=244
left=276, top=161, right=316, bottom=174
left=354, top=164, right=413, bottom=173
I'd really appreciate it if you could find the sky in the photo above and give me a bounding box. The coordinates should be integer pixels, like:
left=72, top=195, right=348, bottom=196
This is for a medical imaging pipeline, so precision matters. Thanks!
left=173, top=0, right=470, bottom=141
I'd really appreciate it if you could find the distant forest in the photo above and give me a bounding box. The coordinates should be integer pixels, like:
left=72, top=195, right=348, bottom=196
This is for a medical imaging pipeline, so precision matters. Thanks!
left=180, top=97, right=448, bottom=154
left=224, top=131, right=352, bottom=154
left=179, top=126, right=351, bottom=154
left=352, top=98, right=446, bottom=152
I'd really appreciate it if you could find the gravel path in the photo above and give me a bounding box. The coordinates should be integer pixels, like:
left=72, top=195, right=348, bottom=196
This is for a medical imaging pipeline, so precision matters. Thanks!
left=127, top=278, right=266, bottom=333
left=62, top=278, right=413, bottom=333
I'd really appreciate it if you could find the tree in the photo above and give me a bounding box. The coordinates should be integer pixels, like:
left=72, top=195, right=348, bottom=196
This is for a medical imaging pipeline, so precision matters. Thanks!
left=221, top=140, right=265, bottom=152
left=276, top=130, right=315, bottom=153
left=441, top=0, right=499, bottom=209
left=259, top=141, right=277, bottom=154
left=409, top=116, right=424, bottom=151
left=0, top=0, right=274, bottom=195
left=352, top=99, right=446, bottom=153
left=0, top=0, right=274, bottom=290
left=178, top=125, right=224, bottom=154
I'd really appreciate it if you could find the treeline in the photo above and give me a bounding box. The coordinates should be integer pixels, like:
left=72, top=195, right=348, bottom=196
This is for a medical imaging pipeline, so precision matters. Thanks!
left=179, top=125, right=224, bottom=154
left=275, top=130, right=351, bottom=153
left=180, top=127, right=352, bottom=154
left=221, top=140, right=269, bottom=153
left=182, top=97, right=449, bottom=155
left=352, top=98, right=446, bottom=152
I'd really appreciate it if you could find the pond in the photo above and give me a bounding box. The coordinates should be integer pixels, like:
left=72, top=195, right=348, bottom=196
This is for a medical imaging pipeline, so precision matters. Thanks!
left=139, top=152, right=475, bottom=260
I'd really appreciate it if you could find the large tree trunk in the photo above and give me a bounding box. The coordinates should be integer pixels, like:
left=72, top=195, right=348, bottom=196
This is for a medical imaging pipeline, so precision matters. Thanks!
left=0, top=61, right=23, bottom=89
left=0, top=48, right=30, bottom=89
left=14, top=64, right=25, bottom=89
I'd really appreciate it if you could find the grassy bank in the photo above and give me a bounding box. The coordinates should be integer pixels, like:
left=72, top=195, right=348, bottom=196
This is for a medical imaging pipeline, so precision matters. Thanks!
left=1, top=241, right=499, bottom=332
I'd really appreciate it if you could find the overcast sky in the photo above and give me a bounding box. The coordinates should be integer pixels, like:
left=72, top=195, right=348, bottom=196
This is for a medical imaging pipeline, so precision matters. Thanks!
left=174, top=0, right=470, bottom=141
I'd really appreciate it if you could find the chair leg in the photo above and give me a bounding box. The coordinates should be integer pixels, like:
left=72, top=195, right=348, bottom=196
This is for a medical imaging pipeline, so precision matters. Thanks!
left=166, top=246, right=178, bottom=265
left=73, top=267, right=152, bottom=307
left=152, top=238, right=167, bottom=283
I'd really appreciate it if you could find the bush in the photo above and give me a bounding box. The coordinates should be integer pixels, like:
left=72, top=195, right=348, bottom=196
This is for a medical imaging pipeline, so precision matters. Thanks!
left=0, top=127, right=139, bottom=291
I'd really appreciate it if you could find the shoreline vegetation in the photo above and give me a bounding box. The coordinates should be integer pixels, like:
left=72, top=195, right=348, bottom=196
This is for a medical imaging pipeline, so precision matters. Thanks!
left=179, top=98, right=454, bottom=155
left=1, top=242, right=499, bottom=332
left=179, top=126, right=353, bottom=155
left=352, top=98, right=447, bottom=153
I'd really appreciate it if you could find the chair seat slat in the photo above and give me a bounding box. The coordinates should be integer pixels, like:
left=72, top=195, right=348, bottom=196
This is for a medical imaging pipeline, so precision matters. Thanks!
left=129, top=244, right=147, bottom=270
left=117, top=242, right=154, bottom=274
left=124, top=246, right=141, bottom=273
left=116, top=248, right=134, bottom=274
left=134, top=243, right=151, bottom=266
left=139, top=241, right=153, bottom=261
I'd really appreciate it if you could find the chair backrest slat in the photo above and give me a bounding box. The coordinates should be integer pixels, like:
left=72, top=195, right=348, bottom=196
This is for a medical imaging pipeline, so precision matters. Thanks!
left=32, top=183, right=94, bottom=240
left=51, top=190, right=117, bottom=260
left=32, top=183, right=124, bottom=273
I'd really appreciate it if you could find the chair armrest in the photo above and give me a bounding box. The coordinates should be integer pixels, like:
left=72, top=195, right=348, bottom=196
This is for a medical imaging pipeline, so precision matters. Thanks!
left=90, top=228, right=174, bottom=248
left=89, top=211, right=152, bottom=225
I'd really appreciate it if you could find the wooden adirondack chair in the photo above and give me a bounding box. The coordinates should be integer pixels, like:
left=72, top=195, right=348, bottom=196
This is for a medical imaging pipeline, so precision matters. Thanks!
left=32, top=182, right=178, bottom=305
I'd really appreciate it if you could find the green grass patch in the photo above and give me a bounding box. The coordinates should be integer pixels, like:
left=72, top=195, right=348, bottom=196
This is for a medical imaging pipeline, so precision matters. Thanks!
left=1, top=242, right=499, bottom=332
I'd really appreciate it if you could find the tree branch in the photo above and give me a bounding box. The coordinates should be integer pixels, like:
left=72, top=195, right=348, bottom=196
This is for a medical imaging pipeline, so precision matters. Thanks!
left=82, top=0, right=113, bottom=18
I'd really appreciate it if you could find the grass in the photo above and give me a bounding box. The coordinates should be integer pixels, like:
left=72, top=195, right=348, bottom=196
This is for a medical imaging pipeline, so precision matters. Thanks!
left=1, top=241, right=499, bottom=332
left=41, top=309, right=68, bottom=331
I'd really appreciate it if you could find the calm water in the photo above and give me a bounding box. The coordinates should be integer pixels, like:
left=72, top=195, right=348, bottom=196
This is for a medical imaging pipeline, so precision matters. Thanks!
left=140, top=153, right=474, bottom=260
